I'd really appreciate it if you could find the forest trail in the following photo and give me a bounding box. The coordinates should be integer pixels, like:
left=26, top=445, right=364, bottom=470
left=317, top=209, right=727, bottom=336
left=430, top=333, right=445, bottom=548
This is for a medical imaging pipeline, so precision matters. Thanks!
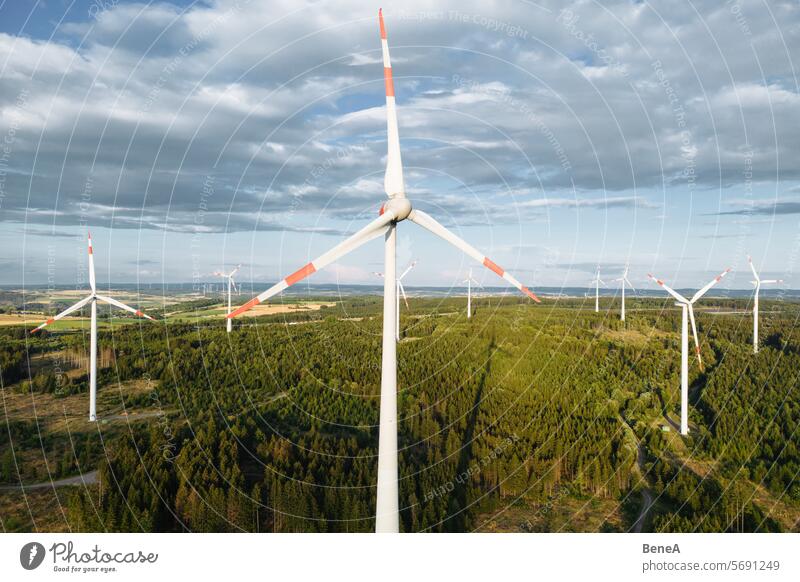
left=104, top=410, right=168, bottom=421
left=618, top=414, right=654, bottom=532
left=0, top=469, right=98, bottom=491
left=632, top=442, right=654, bottom=533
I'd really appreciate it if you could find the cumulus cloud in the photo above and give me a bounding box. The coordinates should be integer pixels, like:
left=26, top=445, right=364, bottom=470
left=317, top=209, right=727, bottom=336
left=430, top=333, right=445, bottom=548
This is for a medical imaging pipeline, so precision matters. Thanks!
left=0, top=0, right=797, bottom=259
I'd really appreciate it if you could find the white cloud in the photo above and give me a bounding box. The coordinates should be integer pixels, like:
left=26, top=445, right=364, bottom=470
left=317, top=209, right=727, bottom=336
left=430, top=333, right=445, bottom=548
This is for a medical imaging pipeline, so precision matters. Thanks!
left=0, top=0, right=797, bottom=236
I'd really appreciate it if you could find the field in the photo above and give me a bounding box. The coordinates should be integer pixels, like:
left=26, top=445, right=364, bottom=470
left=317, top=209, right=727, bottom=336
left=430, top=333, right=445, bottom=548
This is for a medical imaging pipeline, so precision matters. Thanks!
left=0, top=287, right=333, bottom=329
left=1, top=291, right=798, bottom=533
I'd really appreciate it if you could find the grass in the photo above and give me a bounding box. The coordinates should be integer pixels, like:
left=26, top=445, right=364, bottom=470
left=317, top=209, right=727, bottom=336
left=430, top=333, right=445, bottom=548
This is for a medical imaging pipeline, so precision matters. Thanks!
left=0, top=376, right=170, bottom=489
left=475, top=494, right=626, bottom=532
left=0, top=487, right=78, bottom=533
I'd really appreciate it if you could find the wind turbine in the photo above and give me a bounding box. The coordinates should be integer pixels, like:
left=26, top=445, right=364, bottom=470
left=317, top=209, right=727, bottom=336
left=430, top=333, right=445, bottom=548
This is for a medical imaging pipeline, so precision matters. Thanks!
left=647, top=268, right=730, bottom=435
left=374, top=260, right=417, bottom=341
left=228, top=10, right=540, bottom=533
left=590, top=267, right=605, bottom=312
left=463, top=267, right=481, bottom=319
left=613, top=266, right=635, bottom=321
left=30, top=232, right=155, bottom=421
left=215, top=265, right=241, bottom=333
left=748, top=256, right=782, bottom=354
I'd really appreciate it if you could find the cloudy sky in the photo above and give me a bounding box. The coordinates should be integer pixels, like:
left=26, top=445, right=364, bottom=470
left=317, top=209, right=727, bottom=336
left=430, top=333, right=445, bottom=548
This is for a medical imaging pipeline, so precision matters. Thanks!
left=0, top=0, right=798, bottom=290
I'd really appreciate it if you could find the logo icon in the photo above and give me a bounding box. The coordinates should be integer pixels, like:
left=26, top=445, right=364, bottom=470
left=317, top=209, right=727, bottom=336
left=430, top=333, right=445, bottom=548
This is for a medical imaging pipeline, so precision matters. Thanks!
left=20, top=542, right=46, bottom=570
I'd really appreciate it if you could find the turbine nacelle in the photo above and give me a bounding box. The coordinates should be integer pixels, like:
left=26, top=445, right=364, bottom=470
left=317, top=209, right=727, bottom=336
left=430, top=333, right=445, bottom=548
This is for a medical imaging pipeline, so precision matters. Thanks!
left=380, top=198, right=412, bottom=222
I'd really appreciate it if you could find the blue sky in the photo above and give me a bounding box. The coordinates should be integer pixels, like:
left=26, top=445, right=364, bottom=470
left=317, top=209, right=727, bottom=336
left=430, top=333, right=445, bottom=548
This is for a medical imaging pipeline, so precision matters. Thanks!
left=0, top=0, right=798, bottom=291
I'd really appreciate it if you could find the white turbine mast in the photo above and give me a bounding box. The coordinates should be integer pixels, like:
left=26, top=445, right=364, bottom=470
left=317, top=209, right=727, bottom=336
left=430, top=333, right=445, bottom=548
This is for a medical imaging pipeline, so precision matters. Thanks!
left=463, top=267, right=482, bottom=319
left=613, top=266, right=635, bottom=321
left=31, top=232, right=155, bottom=421
left=590, top=267, right=605, bottom=313
left=748, top=256, right=782, bottom=354
left=215, top=264, right=241, bottom=333
left=228, top=10, right=541, bottom=533
left=648, top=268, right=730, bottom=435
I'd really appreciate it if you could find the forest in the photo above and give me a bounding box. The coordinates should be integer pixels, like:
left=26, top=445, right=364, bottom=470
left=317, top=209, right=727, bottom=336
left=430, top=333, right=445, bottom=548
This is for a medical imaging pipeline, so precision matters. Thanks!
left=0, top=294, right=798, bottom=533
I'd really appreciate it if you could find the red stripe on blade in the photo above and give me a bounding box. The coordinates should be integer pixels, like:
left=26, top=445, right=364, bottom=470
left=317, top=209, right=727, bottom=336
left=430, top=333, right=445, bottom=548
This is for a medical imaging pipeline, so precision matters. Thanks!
left=379, top=8, right=386, bottom=39
left=522, top=286, right=541, bottom=303
left=384, top=68, right=394, bottom=97
left=286, top=263, right=316, bottom=286
left=229, top=297, right=261, bottom=319
left=483, top=257, right=504, bottom=277
left=46, top=318, right=54, bottom=325
left=135, top=310, right=143, bottom=317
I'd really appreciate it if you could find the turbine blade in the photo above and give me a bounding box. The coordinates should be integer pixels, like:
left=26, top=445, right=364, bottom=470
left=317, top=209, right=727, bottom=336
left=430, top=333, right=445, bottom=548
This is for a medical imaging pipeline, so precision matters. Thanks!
left=760, top=279, right=782, bottom=284
left=31, top=295, right=93, bottom=333
left=229, top=212, right=395, bottom=318
left=687, top=304, right=703, bottom=369
left=625, top=278, right=636, bottom=292
left=398, top=259, right=417, bottom=280
left=229, top=264, right=241, bottom=278
left=379, top=9, right=404, bottom=198
left=647, top=273, right=689, bottom=304
left=87, top=232, right=96, bottom=293
left=398, top=280, right=409, bottom=308
left=691, top=267, right=731, bottom=303
left=95, top=294, right=155, bottom=320
left=747, top=256, right=759, bottom=282
left=408, top=209, right=540, bottom=302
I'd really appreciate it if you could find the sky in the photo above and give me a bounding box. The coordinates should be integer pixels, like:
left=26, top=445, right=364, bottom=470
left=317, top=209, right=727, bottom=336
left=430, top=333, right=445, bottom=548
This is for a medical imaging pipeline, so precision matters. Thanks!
left=0, top=0, right=798, bottom=292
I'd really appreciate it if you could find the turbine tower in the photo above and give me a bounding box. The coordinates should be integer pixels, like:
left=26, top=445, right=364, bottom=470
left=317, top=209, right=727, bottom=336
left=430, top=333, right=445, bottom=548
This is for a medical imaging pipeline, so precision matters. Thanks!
left=228, top=10, right=541, bottom=532
left=31, top=232, right=155, bottom=421
left=613, top=266, right=635, bottom=321
left=463, top=267, right=481, bottom=319
left=748, top=256, right=782, bottom=354
left=648, top=268, right=730, bottom=435
left=215, top=265, right=241, bottom=333
left=590, top=267, right=605, bottom=313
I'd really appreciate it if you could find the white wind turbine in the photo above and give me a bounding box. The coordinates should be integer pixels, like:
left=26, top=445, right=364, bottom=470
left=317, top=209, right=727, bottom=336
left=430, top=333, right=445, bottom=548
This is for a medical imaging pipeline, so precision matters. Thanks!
left=31, top=232, right=155, bottom=421
left=215, top=264, right=241, bottom=333
left=590, top=267, right=605, bottom=313
left=374, top=260, right=417, bottom=341
left=463, top=267, right=482, bottom=319
left=228, top=10, right=540, bottom=533
left=613, top=266, right=635, bottom=321
left=648, top=268, right=730, bottom=435
left=747, top=256, right=782, bottom=354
